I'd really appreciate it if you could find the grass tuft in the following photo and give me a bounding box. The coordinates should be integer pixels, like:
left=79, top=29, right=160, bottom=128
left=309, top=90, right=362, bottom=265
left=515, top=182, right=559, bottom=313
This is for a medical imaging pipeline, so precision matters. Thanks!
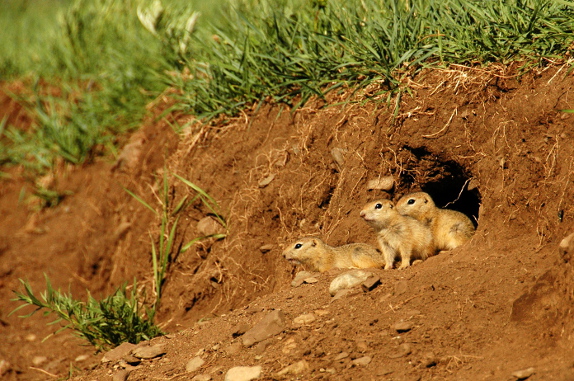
left=11, top=276, right=162, bottom=351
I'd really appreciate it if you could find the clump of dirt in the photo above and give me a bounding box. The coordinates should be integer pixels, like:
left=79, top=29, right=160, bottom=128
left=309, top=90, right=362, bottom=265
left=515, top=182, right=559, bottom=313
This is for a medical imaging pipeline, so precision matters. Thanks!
left=1, top=63, right=573, bottom=380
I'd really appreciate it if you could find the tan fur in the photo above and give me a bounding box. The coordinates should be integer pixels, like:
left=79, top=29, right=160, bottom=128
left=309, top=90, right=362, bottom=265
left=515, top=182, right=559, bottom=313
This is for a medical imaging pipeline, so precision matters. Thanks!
left=282, top=237, right=385, bottom=272
left=396, top=192, right=475, bottom=251
left=360, top=199, right=435, bottom=270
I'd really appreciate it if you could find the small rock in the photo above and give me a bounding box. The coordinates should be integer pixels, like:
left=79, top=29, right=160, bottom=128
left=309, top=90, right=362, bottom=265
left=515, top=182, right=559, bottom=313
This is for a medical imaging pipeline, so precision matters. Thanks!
left=232, top=324, right=251, bottom=337
left=102, top=342, right=137, bottom=363
left=253, top=339, right=272, bottom=355
left=303, top=277, right=318, bottom=284
left=362, top=275, right=381, bottom=292
left=259, top=244, right=274, bottom=253
left=276, top=360, right=309, bottom=377
left=331, top=147, right=346, bottom=166
left=0, top=359, right=11, bottom=376
left=74, top=354, right=90, bottom=362
left=467, top=178, right=479, bottom=191
left=352, top=356, right=372, bottom=367
left=388, top=343, right=411, bottom=359
left=192, top=375, right=212, bottom=381
left=273, top=151, right=289, bottom=167
left=291, top=271, right=315, bottom=287
left=293, top=313, right=316, bottom=325
left=559, top=232, right=574, bottom=263
left=355, top=340, right=369, bottom=353
left=242, top=310, right=286, bottom=347
left=32, top=356, right=47, bottom=366
left=512, top=367, right=535, bottom=380
left=421, top=352, right=437, bottom=368
left=392, top=321, right=413, bottom=333
left=24, top=334, right=37, bottom=342
left=329, top=270, right=371, bottom=296
left=132, top=344, right=166, bottom=359
left=314, top=309, right=329, bottom=316
left=113, top=369, right=131, bottom=381
left=197, top=216, right=224, bottom=237
left=258, top=174, right=275, bottom=188
left=225, top=343, right=242, bottom=355
left=186, top=356, right=205, bottom=372
left=331, top=288, right=361, bottom=301
left=367, top=176, right=395, bottom=191
left=394, top=280, right=408, bottom=295
left=123, top=355, right=141, bottom=365
left=334, top=352, right=349, bottom=361
left=224, top=365, right=262, bottom=381
left=281, top=338, right=298, bottom=354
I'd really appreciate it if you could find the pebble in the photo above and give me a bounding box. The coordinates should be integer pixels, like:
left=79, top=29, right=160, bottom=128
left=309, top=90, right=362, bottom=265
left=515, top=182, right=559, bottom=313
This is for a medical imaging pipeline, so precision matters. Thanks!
left=394, top=280, right=408, bottom=295
left=559, top=232, right=574, bottom=263
left=512, top=367, right=535, bottom=380
left=197, top=216, right=225, bottom=237
left=276, top=360, right=309, bottom=376
left=24, top=334, right=37, bottom=342
left=253, top=339, right=272, bottom=355
left=132, top=344, right=166, bottom=359
left=388, top=343, right=412, bottom=359
left=225, top=343, right=242, bottom=355
left=32, top=356, right=47, bottom=366
left=331, top=288, right=361, bottom=301
left=421, top=352, right=437, bottom=368
left=291, top=271, right=316, bottom=287
left=259, top=244, right=274, bottom=253
left=102, top=342, right=137, bottom=363
left=355, top=340, right=369, bottom=353
left=192, top=375, right=212, bottom=381
left=331, top=147, right=346, bottom=166
left=281, top=338, right=298, bottom=354
left=362, top=275, right=381, bottom=291
left=334, top=352, right=349, bottom=361
left=258, top=174, right=275, bottom=188
left=224, top=365, right=262, bottom=381
left=352, top=356, right=372, bottom=367
left=242, top=310, right=286, bottom=347
left=367, top=176, right=395, bottom=191
left=0, top=359, right=11, bottom=376
left=232, top=324, right=251, bottom=337
left=329, top=270, right=371, bottom=296
left=293, top=313, right=316, bottom=325
left=112, top=369, right=131, bottom=381
left=74, top=354, right=90, bottom=362
left=186, top=356, right=205, bottom=372
left=392, top=321, right=414, bottom=333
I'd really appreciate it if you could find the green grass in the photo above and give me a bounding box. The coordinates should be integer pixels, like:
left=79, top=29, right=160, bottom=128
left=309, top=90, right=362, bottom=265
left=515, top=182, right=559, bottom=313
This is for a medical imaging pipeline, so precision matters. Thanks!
left=11, top=277, right=162, bottom=351
left=2, top=0, right=574, bottom=173
left=173, top=0, right=574, bottom=119
left=125, top=170, right=227, bottom=311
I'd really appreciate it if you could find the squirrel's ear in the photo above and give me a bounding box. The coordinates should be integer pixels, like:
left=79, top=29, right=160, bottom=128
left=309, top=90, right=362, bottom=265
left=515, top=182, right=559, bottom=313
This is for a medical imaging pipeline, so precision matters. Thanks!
left=389, top=203, right=394, bottom=209
left=424, top=196, right=429, bottom=204
left=311, top=239, right=318, bottom=246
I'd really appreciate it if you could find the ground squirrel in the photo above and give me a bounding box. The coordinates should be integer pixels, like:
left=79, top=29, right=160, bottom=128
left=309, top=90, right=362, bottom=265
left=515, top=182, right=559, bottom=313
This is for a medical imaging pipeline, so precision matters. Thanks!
left=282, top=237, right=385, bottom=272
left=396, top=192, right=475, bottom=251
left=360, top=199, right=435, bottom=270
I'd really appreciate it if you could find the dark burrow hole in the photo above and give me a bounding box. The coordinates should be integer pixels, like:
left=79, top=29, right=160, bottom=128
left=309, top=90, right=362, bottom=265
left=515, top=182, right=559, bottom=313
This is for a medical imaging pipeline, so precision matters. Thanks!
left=397, top=146, right=481, bottom=226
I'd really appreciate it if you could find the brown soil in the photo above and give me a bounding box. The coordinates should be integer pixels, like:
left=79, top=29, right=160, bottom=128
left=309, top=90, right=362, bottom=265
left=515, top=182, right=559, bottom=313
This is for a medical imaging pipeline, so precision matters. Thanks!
left=1, top=64, right=573, bottom=381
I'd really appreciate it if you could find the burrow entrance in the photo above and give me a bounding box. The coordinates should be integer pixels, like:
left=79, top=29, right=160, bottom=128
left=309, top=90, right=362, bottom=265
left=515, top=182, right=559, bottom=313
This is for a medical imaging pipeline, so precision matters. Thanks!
left=392, top=145, right=481, bottom=226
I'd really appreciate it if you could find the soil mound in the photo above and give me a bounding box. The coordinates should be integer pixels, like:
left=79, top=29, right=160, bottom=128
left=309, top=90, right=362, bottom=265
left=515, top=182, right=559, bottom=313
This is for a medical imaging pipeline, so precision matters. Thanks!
left=1, top=65, right=573, bottom=380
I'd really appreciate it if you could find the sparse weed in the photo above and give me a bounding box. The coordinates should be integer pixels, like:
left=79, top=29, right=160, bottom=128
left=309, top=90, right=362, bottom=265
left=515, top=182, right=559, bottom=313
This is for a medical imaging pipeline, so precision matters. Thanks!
left=126, top=170, right=226, bottom=311
left=11, top=276, right=162, bottom=351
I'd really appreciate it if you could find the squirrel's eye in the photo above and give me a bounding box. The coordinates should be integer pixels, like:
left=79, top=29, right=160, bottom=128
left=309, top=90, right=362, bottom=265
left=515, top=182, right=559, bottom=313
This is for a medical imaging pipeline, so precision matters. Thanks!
left=294, top=243, right=303, bottom=249
left=375, top=203, right=383, bottom=209
left=407, top=199, right=415, bottom=205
